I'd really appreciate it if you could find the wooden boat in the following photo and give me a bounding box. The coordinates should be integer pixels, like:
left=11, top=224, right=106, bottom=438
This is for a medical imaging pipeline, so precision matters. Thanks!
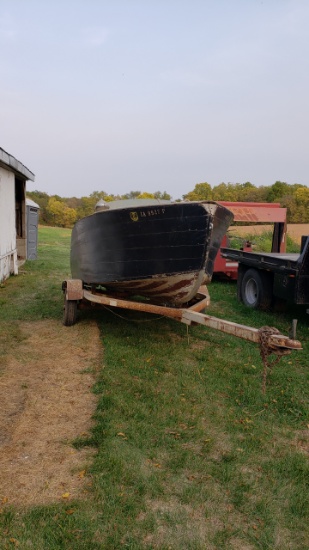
left=70, top=199, right=233, bottom=306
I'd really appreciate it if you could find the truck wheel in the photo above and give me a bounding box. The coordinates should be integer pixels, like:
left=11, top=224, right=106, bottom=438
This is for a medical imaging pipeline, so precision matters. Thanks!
left=63, top=298, right=78, bottom=326
left=240, top=268, right=273, bottom=310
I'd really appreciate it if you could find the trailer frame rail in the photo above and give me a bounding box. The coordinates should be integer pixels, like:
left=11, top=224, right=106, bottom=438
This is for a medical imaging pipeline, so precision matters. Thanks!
left=62, top=278, right=302, bottom=353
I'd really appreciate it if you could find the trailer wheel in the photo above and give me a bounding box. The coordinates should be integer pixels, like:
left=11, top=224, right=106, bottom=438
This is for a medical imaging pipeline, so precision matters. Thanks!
left=240, top=268, right=273, bottom=310
left=63, top=297, right=78, bottom=326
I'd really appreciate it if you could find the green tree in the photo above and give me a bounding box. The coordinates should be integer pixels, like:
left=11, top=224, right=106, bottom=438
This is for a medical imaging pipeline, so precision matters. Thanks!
left=266, top=181, right=291, bottom=203
left=238, top=184, right=269, bottom=203
left=212, top=182, right=239, bottom=201
left=104, top=194, right=120, bottom=202
left=154, top=191, right=171, bottom=200
left=89, top=190, right=109, bottom=201
left=292, top=187, right=309, bottom=222
left=65, top=196, right=81, bottom=210
left=137, top=192, right=155, bottom=199
left=183, top=182, right=213, bottom=201
left=46, top=197, right=77, bottom=227
left=234, top=182, right=256, bottom=201
left=122, top=190, right=142, bottom=199
left=266, top=182, right=307, bottom=222
left=76, top=196, right=97, bottom=219
left=63, top=206, right=78, bottom=227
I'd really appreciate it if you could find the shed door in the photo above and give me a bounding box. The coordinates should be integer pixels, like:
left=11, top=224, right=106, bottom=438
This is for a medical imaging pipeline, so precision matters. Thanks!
left=27, top=207, right=39, bottom=259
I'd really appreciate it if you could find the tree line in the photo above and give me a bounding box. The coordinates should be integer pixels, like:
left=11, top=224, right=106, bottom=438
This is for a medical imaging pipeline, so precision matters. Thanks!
left=27, top=181, right=309, bottom=228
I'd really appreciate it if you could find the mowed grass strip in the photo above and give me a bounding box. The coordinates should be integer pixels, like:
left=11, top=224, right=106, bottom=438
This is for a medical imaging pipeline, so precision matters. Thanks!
left=0, top=226, right=308, bottom=549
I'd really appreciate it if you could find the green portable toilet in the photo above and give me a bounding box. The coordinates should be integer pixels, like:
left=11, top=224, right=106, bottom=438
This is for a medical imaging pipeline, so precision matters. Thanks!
left=26, top=198, right=40, bottom=260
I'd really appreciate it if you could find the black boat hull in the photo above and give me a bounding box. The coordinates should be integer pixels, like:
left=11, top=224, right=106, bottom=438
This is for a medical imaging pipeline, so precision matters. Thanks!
left=70, top=201, right=233, bottom=305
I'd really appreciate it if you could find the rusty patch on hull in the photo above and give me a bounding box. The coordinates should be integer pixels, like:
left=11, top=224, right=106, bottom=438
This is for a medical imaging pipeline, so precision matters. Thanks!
left=104, top=270, right=207, bottom=306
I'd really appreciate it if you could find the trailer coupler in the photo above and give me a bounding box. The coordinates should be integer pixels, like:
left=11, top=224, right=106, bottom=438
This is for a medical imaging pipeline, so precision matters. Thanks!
left=181, top=310, right=302, bottom=392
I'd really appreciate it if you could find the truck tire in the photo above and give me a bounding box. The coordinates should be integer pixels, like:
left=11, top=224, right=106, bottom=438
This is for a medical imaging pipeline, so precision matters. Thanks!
left=63, top=298, right=78, bottom=326
left=240, top=268, right=273, bottom=310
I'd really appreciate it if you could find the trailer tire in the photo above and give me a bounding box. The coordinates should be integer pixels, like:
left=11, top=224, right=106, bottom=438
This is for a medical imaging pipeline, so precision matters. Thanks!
left=240, top=268, right=273, bottom=310
left=63, top=298, right=78, bottom=326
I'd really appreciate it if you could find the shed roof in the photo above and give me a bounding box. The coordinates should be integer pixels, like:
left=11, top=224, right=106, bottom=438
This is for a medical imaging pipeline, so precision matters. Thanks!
left=26, top=198, right=40, bottom=208
left=0, top=147, right=35, bottom=181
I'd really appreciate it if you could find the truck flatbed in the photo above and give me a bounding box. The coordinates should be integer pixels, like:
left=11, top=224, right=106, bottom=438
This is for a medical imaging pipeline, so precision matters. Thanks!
left=220, top=236, right=309, bottom=309
left=221, top=249, right=300, bottom=275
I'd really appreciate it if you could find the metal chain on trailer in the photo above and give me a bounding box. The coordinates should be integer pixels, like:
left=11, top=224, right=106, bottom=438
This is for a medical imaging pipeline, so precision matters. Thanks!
left=258, top=326, right=291, bottom=394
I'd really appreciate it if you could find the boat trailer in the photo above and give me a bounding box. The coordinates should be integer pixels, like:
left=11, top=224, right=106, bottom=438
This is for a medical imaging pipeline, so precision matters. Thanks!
left=62, top=279, right=302, bottom=392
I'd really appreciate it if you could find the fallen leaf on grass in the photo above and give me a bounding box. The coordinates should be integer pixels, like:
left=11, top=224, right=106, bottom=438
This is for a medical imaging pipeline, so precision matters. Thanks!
left=146, top=459, right=162, bottom=468
left=117, top=432, right=128, bottom=439
left=167, top=431, right=180, bottom=438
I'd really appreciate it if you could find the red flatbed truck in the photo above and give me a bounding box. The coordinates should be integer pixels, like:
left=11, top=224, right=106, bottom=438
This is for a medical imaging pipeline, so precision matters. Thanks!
left=221, top=235, right=309, bottom=310
left=213, top=202, right=287, bottom=280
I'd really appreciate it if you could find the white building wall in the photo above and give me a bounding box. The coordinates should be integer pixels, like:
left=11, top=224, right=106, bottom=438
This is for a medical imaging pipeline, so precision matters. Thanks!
left=0, top=167, right=18, bottom=282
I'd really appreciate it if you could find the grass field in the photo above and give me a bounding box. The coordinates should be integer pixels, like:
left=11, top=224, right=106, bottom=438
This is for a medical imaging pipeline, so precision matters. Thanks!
left=0, top=227, right=308, bottom=549
left=230, top=223, right=309, bottom=248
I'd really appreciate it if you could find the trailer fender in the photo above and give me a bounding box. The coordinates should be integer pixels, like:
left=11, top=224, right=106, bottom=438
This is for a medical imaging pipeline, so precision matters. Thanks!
left=62, top=279, right=84, bottom=301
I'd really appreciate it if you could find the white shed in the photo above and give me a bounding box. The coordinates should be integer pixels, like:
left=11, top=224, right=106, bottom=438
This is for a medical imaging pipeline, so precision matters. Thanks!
left=0, top=147, right=35, bottom=283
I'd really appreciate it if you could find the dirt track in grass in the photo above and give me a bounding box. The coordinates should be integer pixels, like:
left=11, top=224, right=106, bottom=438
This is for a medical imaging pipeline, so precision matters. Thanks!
left=0, top=319, right=101, bottom=507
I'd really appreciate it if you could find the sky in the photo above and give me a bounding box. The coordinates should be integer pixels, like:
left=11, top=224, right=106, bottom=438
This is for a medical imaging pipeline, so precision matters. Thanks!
left=1, top=0, right=309, bottom=200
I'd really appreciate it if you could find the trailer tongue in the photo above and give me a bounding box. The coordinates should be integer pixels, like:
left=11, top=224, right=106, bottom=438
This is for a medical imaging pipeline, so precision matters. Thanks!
left=62, top=280, right=302, bottom=392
